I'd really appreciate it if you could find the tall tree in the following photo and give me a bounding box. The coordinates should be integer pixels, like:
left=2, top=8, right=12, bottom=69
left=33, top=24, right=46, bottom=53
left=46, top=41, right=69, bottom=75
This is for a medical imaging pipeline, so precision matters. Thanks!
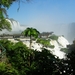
left=0, top=0, right=12, bottom=31
left=0, top=0, right=31, bottom=31
left=22, top=27, right=40, bottom=49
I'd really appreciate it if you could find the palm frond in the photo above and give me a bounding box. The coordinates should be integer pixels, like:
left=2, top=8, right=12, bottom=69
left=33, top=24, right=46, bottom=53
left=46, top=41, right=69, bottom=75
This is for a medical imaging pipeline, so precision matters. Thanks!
left=22, top=27, right=40, bottom=38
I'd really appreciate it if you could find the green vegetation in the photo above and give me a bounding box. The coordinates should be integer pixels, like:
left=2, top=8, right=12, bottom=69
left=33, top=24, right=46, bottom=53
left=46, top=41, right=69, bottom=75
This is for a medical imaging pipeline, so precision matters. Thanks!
left=36, top=38, right=50, bottom=47
left=49, top=34, right=58, bottom=40
left=61, top=40, right=75, bottom=54
left=0, top=1, right=74, bottom=74
left=60, top=48, right=69, bottom=53
left=0, top=0, right=12, bottom=31
left=0, top=39, right=75, bottom=75
left=22, top=27, right=40, bottom=48
left=0, top=62, right=19, bottom=75
left=0, top=0, right=30, bottom=31
left=36, top=38, right=54, bottom=48
left=0, top=0, right=31, bottom=19
left=0, top=18, right=11, bottom=31
left=0, top=0, right=75, bottom=74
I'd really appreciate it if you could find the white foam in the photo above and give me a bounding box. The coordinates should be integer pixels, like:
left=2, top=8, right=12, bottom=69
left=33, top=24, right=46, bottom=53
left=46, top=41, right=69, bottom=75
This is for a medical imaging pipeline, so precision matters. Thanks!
left=8, top=36, right=69, bottom=59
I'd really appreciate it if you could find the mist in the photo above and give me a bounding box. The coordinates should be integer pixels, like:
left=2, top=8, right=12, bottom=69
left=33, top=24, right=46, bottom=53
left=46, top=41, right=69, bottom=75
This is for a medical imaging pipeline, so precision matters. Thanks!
left=0, top=19, right=75, bottom=43
left=29, top=23, right=75, bottom=43
left=67, top=23, right=75, bottom=43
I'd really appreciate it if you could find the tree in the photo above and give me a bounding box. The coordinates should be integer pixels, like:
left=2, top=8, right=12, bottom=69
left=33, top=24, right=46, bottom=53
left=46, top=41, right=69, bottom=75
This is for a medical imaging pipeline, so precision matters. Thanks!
left=0, top=0, right=30, bottom=31
left=56, top=40, right=75, bottom=75
left=22, top=27, right=40, bottom=49
left=0, top=0, right=12, bottom=31
left=0, top=7, right=11, bottom=31
left=0, top=39, right=30, bottom=75
left=0, top=0, right=31, bottom=16
left=0, top=18, right=12, bottom=31
left=0, top=62, right=19, bottom=75
left=65, top=40, right=75, bottom=75
left=1, top=39, right=75, bottom=75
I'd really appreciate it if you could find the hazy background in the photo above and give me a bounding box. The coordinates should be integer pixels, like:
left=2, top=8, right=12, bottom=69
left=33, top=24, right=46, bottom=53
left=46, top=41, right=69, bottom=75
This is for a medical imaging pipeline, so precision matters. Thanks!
left=3, top=0, right=75, bottom=43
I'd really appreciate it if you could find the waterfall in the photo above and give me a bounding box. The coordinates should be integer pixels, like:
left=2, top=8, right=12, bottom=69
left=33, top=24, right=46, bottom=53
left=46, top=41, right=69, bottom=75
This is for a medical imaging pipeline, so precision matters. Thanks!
left=6, top=19, right=20, bottom=31
left=58, top=36, right=69, bottom=48
left=48, top=36, right=69, bottom=59
left=0, top=19, right=26, bottom=35
left=19, top=36, right=69, bottom=59
left=0, top=19, right=70, bottom=59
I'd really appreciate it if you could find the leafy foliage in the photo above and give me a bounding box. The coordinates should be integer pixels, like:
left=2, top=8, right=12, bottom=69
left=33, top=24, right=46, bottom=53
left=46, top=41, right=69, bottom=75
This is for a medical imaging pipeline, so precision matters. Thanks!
left=0, top=0, right=13, bottom=19
left=22, top=27, right=40, bottom=48
left=36, top=38, right=54, bottom=48
left=49, top=34, right=58, bottom=40
left=65, top=40, right=75, bottom=74
left=55, top=40, right=75, bottom=75
left=0, top=39, right=57, bottom=75
left=0, top=7, right=11, bottom=31
left=22, top=27, right=40, bottom=38
left=0, top=0, right=31, bottom=31
left=0, top=39, right=34, bottom=75
left=0, top=18, right=11, bottom=31
left=60, top=48, right=68, bottom=53
left=60, top=40, right=75, bottom=54
left=33, top=49, right=57, bottom=75
left=0, top=62, right=19, bottom=75
left=0, top=39, right=75, bottom=75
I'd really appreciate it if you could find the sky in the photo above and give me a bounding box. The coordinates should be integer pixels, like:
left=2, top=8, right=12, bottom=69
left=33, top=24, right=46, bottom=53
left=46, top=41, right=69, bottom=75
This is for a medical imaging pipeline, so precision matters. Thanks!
left=7, top=0, right=75, bottom=43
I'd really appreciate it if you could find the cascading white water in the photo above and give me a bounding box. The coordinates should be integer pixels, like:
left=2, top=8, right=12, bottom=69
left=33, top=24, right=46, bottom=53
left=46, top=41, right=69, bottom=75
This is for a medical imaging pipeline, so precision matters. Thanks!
left=58, top=36, right=69, bottom=48
left=0, top=19, right=70, bottom=59
left=6, top=19, right=21, bottom=31
left=48, top=37, right=68, bottom=59
left=19, top=36, right=69, bottom=59
left=0, top=19, right=26, bottom=34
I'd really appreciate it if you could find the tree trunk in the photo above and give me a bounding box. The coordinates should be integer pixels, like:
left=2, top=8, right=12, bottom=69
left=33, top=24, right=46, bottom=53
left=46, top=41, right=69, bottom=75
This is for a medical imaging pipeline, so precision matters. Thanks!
left=29, top=35, right=32, bottom=49
left=28, top=35, right=32, bottom=66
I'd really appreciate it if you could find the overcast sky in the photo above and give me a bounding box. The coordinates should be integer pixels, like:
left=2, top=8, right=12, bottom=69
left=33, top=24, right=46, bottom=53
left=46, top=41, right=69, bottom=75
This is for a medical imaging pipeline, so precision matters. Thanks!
left=7, top=0, right=75, bottom=43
